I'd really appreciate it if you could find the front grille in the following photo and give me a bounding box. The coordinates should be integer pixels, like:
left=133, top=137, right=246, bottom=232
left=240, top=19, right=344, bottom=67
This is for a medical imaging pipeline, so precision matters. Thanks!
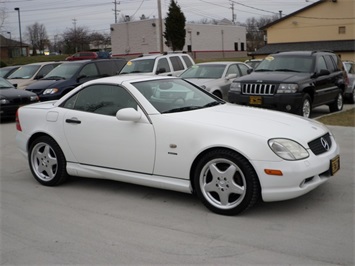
left=10, top=97, right=31, bottom=105
left=242, top=83, right=276, bottom=95
left=308, top=133, right=332, bottom=155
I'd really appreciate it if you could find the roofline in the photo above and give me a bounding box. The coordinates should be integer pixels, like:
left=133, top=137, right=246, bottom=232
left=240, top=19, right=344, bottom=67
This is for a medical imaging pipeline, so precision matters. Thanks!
left=259, top=0, right=324, bottom=30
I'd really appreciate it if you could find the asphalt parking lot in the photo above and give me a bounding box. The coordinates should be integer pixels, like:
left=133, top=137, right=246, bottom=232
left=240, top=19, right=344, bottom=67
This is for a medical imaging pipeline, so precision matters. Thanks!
left=1, top=110, right=354, bottom=265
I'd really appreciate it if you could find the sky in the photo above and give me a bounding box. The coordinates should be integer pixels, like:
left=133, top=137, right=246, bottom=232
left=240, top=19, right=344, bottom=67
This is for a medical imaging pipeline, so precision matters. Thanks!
left=1, top=0, right=314, bottom=42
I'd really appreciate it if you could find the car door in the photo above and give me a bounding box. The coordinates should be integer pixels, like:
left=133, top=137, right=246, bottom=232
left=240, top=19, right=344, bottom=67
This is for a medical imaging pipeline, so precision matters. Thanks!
left=61, top=83, right=156, bottom=173
left=313, top=55, right=334, bottom=106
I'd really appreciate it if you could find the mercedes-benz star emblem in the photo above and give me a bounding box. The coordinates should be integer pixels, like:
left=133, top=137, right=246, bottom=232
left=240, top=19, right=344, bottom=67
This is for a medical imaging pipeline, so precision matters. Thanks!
left=320, top=137, right=330, bottom=151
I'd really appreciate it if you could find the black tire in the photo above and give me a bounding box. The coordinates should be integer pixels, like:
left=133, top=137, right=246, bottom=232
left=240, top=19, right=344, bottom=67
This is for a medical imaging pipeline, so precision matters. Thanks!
left=193, top=149, right=260, bottom=215
left=28, top=136, right=68, bottom=186
left=329, top=92, right=343, bottom=113
left=348, top=88, right=355, bottom=104
left=296, top=94, right=312, bottom=118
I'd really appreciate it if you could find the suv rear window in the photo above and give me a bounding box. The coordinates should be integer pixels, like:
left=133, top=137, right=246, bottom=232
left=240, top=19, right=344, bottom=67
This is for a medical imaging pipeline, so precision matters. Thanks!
left=170, top=56, right=184, bottom=71
left=182, top=55, right=193, bottom=68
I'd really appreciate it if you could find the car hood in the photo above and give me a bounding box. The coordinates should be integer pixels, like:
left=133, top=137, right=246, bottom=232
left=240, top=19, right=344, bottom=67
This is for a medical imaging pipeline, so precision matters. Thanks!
left=25, top=79, right=60, bottom=90
left=168, top=103, right=328, bottom=142
left=8, top=79, right=37, bottom=90
left=236, top=71, right=310, bottom=83
left=0, top=88, right=36, bottom=97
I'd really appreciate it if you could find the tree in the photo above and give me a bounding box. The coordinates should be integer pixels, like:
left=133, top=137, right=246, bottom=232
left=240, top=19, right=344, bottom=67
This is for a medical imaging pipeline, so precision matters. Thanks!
left=62, top=26, right=90, bottom=54
left=26, top=22, right=49, bottom=55
left=164, top=0, right=186, bottom=51
left=241, top=15, right=279, bottom=52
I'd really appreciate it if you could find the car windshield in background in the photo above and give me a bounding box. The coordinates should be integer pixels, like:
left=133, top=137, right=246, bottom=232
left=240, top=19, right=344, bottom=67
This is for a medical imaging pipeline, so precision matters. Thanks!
left=255, top=56, right=313, bottom=73
left=8, top=65, right=41, bottom=79
left=120, top=59, right=155, bottom=74
left=132, top=78, right=224, bottom=114
left=43, top=63, right=83, bottom=80
left=180, top=65, right=225, bottom=79
left=0, top=78, right=14, bottom=89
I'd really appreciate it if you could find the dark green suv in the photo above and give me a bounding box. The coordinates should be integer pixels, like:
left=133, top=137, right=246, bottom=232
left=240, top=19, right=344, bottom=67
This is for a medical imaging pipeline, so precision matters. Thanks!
left=228, top=51, right=348, bottom=117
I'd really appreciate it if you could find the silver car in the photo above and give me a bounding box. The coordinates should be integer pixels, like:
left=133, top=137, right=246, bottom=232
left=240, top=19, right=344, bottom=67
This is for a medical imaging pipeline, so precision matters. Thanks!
left=343, top=61, right=355, bottom=104
left=180, top=62, right=251, bottom=100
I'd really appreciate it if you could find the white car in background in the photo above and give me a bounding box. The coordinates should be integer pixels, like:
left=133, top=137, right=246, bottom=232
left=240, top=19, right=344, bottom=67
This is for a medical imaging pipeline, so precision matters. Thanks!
left=180, top=61, right=251, bottom=100
left=343, top=61, right=355, bottom=103
left=16, top=75, right=340, bottom=215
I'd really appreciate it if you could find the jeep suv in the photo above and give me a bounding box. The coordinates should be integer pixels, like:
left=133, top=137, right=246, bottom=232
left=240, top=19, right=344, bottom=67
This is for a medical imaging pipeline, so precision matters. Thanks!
left=119, top=53, right=194, bottom=76
left=228, top=51, right=347, bottom=117
left=26, top=59, right=126, bottom=101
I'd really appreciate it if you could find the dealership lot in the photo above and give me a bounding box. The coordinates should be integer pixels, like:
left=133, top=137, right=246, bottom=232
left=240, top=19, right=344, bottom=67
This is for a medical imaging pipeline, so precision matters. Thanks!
left=1, top=116, right=354, bottom=265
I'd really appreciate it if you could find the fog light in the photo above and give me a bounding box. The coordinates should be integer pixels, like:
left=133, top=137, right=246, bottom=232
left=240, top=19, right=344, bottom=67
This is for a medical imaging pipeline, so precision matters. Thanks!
left=286, top=105, right=292, bottom=111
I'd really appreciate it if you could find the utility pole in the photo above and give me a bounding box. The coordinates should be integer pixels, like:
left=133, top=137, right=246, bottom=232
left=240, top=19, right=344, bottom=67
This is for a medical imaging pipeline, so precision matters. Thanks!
left=157, top=0, right=164, bottom=53
left=73, top=18, right=77, bottom=52
left=230, top=1, right=236, bottom=24
left=113, top=0, right=120, bottom=23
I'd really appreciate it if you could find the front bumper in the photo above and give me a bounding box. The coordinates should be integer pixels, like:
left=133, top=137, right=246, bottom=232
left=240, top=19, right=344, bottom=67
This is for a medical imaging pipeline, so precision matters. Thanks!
left=228, top=92, right=304, bottom=113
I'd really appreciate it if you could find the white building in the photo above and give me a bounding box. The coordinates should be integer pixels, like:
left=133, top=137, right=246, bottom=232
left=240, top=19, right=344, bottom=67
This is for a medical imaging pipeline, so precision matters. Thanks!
left=110, top=18, right=247, bottom=60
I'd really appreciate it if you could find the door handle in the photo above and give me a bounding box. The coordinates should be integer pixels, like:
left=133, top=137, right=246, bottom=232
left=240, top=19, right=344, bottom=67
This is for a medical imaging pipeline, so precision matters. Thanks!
left=65, top=118, right=81, bottom=124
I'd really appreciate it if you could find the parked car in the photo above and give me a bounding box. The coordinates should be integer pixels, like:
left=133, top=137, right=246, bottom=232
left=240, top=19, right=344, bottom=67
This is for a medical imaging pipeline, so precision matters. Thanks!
left=119, top=53, right=194, bottom=76
left=66, top=51, right=98, bottom=61
left=7, top=62, right=62, bottom=90
left=16, top=75, right=340, bottom=215
left=229, top=51, right=347, bottom=118
left=180, top=62, right=251, bottom=100
left=25, top=59, right=126, bottom=101
left=343, top=61, right=355, bottom=103
left=0, top=65, right=21, bottom=79
left=0, top=77, right=39, bottom=119
left=244, top=59, right=262, bottom=69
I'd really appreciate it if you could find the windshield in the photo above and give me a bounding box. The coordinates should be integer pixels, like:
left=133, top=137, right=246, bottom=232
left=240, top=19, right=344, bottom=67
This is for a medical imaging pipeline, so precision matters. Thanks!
left=255, top=55, right=314, bottom=73
left=44, top=63, right=83, bottom=79
left=0, top=78, right=14, bottom=89
left=132, top=78, right=224, bottom=114
left=120, top=59, right=155, bottom=74
left=8, top=65, right=40, bottom=79
left=180, top=64, right=225, bottom=79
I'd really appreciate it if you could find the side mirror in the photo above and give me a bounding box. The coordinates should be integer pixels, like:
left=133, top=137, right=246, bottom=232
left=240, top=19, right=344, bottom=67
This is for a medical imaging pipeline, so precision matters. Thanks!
left=225, top=73, right=237, bottom=80
left=116, top=108, right=141, bottom=122
left=247, top=68, right=253, bottom=74
left=156, top=68, right=166, bottom=75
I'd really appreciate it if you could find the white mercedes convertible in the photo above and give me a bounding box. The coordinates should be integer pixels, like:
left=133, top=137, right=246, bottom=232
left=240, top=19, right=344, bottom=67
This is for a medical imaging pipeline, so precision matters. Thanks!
left=16, top=75, right=340, bottom=215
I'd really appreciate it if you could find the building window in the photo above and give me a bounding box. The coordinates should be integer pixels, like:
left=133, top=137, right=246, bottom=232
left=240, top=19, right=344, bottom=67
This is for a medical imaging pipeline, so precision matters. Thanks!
left=241, top=43, right=245, bottom=51
left=234, top=42, right=239, bottom=51
left=338, top=26, right=346, bottom=34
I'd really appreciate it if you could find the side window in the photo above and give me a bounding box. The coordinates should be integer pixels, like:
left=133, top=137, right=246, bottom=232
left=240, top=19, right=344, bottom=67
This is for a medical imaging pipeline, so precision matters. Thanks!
left=226, top=64, right=240, bottom=76
left=79, top=63, right=99, bottom=77
left=238, top=64, right=250, bottom=76
left=181, top=55, right=193, bottom=68
left=170, top=56, right=184, bottom=71
left=157, top=58, right=171, bottom=73
left=36, top=64, right=57, bottom=78
left=324, top=55, right=336, bottom=72
left=96, top=61, right=117, bottom=76
left=62, top=84, right=138, bottom=116
left=316, top=56, right=328, bottom=72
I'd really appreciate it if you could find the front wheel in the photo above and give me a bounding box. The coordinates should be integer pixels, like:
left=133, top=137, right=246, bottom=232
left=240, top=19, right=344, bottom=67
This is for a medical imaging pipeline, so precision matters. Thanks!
left=296, top=94, right=312, bottom=118
left=29, top=136, right=68, bottom=186
left=329, top=92, right=343, bottom=113
left=193, top=149, right=260, bottom=215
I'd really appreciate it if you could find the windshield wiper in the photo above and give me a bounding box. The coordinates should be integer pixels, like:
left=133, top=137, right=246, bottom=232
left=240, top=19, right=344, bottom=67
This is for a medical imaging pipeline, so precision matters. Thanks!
left=203, top=101, right=223, bottom=108
left=162, top=106, right=203, bottom=114
left=43, top=76, right=66, bottom=80
left=254, top=69, right=273, bottom=72
left=274, top=69, right=300, bottom=72
left=9, top=77, right=24, bottom=79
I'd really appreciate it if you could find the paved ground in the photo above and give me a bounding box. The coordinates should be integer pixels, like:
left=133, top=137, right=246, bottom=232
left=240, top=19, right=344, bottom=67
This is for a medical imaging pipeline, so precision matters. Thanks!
left=0, top=113, right=354, bottom=265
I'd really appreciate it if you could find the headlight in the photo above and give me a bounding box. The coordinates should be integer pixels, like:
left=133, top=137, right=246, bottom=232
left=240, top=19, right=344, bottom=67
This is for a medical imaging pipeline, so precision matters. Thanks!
left=0, top=98, right=10, bottom=104
left=43, top=88, right=59, bottom=95
left=230, top=82, right=242, bottom=92
left=269, top=138, right=309, bottom=160
left=30, top=95, right=39, bottom=101
left=277, top=84, right=298, bottom=93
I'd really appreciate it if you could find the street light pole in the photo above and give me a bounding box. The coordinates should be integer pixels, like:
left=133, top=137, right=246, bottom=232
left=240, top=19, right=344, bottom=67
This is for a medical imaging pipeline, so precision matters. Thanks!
left=7, top=32, right=12, bottom=58
left=14, top=7, right=23, bottom=56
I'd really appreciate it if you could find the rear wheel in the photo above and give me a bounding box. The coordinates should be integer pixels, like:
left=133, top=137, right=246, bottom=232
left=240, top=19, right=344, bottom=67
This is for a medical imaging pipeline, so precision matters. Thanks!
left=329, top=92, right=343, bottom=113
left=29, top=136, right=68, bottom=186
left=193, top=149, right=260, bottom=215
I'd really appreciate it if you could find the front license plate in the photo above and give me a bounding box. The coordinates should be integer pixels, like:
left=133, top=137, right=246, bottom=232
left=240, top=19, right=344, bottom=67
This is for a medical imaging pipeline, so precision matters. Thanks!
left=330, top=155, right=340, bottom=176
left=249, top=96, right=262, bottom=105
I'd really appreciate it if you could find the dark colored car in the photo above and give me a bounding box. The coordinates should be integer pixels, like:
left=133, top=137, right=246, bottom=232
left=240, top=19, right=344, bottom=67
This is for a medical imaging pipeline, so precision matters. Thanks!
left=65, top=51, right=98, bottom=61
left=0, top=77, right=39, bottom=119
left=0, top=66, right=21, bottom=79
left=228, top=51, right=347, bottom=117
left=25, top=59, right=126, bottom=101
